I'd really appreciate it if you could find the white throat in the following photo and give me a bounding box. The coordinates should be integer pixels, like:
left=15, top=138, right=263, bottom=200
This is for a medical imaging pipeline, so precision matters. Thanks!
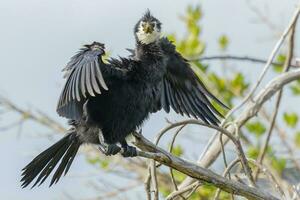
left=136, top=24, right=160, bottom=44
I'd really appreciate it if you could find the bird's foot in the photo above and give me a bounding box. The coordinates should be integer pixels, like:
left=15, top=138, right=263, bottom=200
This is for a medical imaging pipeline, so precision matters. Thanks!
left=137, top=128, right=142, bottom=135
left=98, top=133, right=121, bottom=156
left=121, top=143, right=137, bottom=157
left=98, top=143, right=121, bottom=156
left=133, top=129, right=142, bottom=138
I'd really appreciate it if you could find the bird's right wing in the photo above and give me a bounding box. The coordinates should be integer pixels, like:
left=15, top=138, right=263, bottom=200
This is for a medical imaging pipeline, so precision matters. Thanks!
left=57, top=42, right=127, bottom=120
left=154, top=38, right=229, bottom=125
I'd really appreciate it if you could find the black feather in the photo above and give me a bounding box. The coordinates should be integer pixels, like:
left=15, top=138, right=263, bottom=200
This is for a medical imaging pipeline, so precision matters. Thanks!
left=21, top=132, right=81, bottom=188
left=155, top=37, right=229, bottom=124
left=22, top=21, right=229, bottom=188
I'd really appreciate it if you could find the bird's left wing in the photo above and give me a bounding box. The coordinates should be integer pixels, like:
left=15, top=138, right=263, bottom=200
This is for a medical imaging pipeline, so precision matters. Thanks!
left=156, top=38, right=229, bottom=125
left=57, top=42, right=127, bottom=120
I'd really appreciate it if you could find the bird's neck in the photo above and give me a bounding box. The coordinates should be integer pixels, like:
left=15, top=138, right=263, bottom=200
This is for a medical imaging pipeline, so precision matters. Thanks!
left=135, top=41, right=162, bottom=60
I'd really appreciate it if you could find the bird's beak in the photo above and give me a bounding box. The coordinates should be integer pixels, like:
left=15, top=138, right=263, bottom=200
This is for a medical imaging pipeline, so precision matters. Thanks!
left=143, top=22, right=154, bottom=34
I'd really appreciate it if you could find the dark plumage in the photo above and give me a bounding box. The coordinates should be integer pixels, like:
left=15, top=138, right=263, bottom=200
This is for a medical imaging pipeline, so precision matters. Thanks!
left=21, top=10, right=228, bottom=188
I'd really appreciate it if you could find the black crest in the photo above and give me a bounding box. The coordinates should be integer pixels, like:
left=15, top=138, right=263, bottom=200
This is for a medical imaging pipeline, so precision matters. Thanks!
left=134, top=9, right=162, bottom=34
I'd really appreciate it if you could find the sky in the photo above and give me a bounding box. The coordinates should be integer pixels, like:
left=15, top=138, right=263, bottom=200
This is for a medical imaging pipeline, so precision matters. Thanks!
left=0, top=0, right=299, bottom=199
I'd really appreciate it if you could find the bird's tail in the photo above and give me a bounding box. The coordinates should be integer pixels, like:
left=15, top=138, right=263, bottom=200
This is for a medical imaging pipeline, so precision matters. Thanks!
left=21, top=131, right=81, bottom=188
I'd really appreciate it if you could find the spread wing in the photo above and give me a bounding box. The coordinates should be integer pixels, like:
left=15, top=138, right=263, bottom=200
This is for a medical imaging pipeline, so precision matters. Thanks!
left=157, top=38, right=229, bottom=125
left=57, top=42, right=127, bottom=120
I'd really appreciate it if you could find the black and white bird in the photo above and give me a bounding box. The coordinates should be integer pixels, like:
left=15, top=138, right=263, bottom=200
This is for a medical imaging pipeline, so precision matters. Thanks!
left=21, top=10, right=228, bottom=188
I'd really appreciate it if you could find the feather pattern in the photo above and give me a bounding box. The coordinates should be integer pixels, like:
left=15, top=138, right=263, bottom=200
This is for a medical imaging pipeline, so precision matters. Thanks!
left=57, top=42, right=131, bottom=120
left=21, top=13, right=229, bottom=189
left=156, top=38, right=229, bottom=125
left=58, top=42, right=107, bottom=106
left=21, top=132, right=81, bottom=188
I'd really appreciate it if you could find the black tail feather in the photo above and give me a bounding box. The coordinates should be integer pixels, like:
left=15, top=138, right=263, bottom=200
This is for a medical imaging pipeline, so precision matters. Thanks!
left=21, top=132, right=81, bottom=188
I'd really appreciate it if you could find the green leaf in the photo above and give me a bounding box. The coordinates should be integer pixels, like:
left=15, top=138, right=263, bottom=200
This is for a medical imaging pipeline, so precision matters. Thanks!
left=198, top=184, right=216, bottom=198
left=87, top=157, right=100, bottom=165
left=273, top=54, right=286, bottom=73
left=231, top=73, right=249, bottom=95
left=247, top=145, right=259, bottom=159
left=173, top=170, right=186, bottom=182
left=100, top=160, right=110, bottom=169
left=290, top=80, right=300, bottom=95
left=218, top=35, right=229, bottom=50
left=246, top=121, right=266, bottom=138
left=294, top=132, right=300, bottom=148
left=270, top=157, right=286, bottom=174
left=208, top=73, right=226, bottom=91
left=160, top=186, right=171, bottom=197
left=168, top=5, right=205, bottom=59
left=283, top=112, right=298, bottom=128
left=171, top=144, right=184, bottom=156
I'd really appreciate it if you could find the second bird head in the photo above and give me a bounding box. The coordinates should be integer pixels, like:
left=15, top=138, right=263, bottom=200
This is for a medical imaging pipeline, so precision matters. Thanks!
left=135, top=10, right=162, bottom=45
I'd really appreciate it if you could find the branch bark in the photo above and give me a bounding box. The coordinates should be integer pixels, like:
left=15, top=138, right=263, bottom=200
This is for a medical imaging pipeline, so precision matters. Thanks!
left=175, top=68, right=300, bottom=196
left=191, top=55, right=299, bottom=68
left=133, top=133, right=279, bottom=200
left=175, top=4, right=300, bottom=195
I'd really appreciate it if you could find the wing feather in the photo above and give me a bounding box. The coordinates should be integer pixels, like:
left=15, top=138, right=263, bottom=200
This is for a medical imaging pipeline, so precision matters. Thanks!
left=173, top=89, right=184, bottom=115
left=57, top=42, right=131, bottom=120
left=175, top=89, right=190, bottom=117
left=95, top=60, right=108, bottom=90
left=156, top=38, right=228, bottom=125
left=80, top=61, right=87, bottom=98
left=74, top=65, right=82, bottom=101
left=85, top=62, right=95, bottom=97
left=70, top=68, right=78, bottom=101
left=57, top=42, right=108, bottom=119
left=161, top=79, right=170, bottom=113
left=90, top=61, right=101, bottom=94
left=66, top=70, right=75, bottom=102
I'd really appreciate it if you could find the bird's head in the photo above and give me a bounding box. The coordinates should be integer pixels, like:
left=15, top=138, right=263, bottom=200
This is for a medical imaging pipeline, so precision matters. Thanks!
left=134, top=10, right=162, bottom=45
left=84, top=42, right=105, bottom=54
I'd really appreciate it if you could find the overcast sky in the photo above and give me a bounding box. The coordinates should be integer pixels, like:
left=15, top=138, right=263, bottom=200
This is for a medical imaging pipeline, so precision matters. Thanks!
left=0, top=0, right=299, bottom=199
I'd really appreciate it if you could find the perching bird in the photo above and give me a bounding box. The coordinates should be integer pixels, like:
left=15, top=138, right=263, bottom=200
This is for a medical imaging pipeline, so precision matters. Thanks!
left=21, top=10, right=228, bottom=188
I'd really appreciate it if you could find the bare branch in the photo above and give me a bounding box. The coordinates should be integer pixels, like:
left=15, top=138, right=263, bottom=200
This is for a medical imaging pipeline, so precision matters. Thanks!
left=223, top=4, right=300, bottom=118
left=255, top=19, right=297, bottom=179
left=0, top=96, right=65, bottom=133
left=192, top=55, right=299, bottom=68
left=133, top=133, right=279, bottom=200
left=177, top=67, right=300, bottom=195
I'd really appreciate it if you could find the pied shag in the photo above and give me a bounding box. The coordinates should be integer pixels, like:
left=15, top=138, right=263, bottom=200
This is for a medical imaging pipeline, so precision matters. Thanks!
left=21, top=10, right=228, bottom=188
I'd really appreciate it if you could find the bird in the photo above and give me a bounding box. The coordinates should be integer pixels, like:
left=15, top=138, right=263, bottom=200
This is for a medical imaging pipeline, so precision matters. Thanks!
left=21, top=10, right=228, bottom=188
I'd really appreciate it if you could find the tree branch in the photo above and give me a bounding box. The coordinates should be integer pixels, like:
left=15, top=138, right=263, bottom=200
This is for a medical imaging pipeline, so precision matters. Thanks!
left=133, top=133, right=279, bottom=200
left=255, top=18, right=297, bottom=179
left=191, top=55, right=299, bottom=68
left=176, top=68, right=300, bottom=196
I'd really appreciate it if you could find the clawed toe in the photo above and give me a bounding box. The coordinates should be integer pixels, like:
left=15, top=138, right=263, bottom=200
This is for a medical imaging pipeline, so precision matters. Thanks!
left=121, top=146, right=137, bottom=157
left=99, top=144, right=121, bottom=156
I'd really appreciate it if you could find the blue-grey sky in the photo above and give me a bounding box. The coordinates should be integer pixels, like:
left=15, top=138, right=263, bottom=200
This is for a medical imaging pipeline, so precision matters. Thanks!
left=0, top=0, right=299, bottom=199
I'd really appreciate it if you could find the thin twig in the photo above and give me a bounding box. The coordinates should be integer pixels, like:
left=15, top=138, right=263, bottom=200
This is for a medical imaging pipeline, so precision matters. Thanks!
left=153, top=119, right=254, bottom=186
left=214, top=158, right=241, bottom=200
left=175, top=67, right=300, bottom=195
left=0, top=96, right=66, bottom=133
left=191, top=55, right=299, bottom=68
left=178, top=7, right=300, bottom=196
left=255, top=20, right=297, bottom=180
left=168, top=125, right=186, bottom=199
left=221, top=5, right=300, bottom=120
left=134, top=134, right=279, bottom=200
left=260, top=109, right=300, bottom=172
left=150, top=158, right=159, bottom=200
left=144, top=168, right=152, bottom=200
left=166, top=181, right=201, bottom=200
left=248, top=159, right=285, bottom=198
